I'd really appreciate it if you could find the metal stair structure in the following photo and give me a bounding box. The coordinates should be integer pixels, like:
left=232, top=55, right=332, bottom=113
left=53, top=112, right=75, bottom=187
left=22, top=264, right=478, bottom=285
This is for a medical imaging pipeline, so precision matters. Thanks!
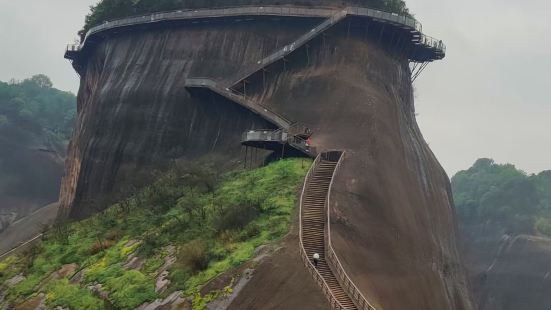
left=227, top=9, right=348, bottom=90
left=185, top=78, right=291, bottom=129
left=241, top=126, right=314, bottom=157
left=185, top=78, right=314, bottom=157
left=300, top=152, right=377, bottom=310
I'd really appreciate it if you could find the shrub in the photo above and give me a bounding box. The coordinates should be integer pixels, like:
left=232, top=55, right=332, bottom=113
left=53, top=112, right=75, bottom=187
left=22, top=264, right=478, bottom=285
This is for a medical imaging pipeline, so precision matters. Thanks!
left=214, top=204, right=260, bottom=232
left=89, top=239, right=116, bottom=255
left=45, top=279, right=103, bottom=310
left=106, top=270, right=157, bottom=309
left=177, top=240, right=209, bottom=273
left=536, top=217, right=551, bottom=237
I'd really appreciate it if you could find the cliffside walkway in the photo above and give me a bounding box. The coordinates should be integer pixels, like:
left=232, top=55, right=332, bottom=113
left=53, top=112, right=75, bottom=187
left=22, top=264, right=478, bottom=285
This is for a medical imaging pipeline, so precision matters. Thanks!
left=185, top=78, right=291, bottom=129
left=65, top=5, right=445, bottom=64
left=300, top=152, right=377, bottom=310
left=185, top=78, right=314, bottom=157
left=227, top=9, right=348, bottom=89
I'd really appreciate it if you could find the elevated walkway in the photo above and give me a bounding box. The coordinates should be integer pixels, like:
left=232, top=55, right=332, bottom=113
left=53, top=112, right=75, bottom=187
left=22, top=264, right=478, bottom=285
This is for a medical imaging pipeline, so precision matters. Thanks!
left=185, top=78, right=314, bottom=157
left=300, top=151, right=377, bottom=310
left=65, top=5, right=445, bottom=64
left=241, top=127, right=314, bottom=157
left=227, top=9, right=348, bottom=89
left=185, top=78, right=292, bottom=129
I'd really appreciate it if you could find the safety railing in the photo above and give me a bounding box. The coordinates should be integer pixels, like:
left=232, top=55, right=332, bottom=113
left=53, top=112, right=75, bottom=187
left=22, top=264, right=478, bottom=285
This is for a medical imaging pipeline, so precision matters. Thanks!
left=241, top=129, right=284, bottom=143
left=241, top=128, right=314, bottom=155
left=299, top=154, right=349, bottom=310
left=67, top=5, right=445, bottom=61
left=288, top=134, right=314, bottom=155
left=416, top=34, right=446, bottom=53
left=185, top=78, right=292, bottom=129
left=254, top=9, right=348, bottom=68
left=288, top=122, right=312, bottom=138
left=325, top=151, right=378, bottom=310
left=65, top=44, right=80, bottom=53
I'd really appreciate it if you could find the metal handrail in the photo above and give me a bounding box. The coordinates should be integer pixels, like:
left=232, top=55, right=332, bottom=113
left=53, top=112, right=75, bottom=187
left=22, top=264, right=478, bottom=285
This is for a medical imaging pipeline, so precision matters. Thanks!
left=184, top=78, right=292, bottom=129
left=67, top=5, right=445, bottom=60
left=325, top=152, right=378, bottom=310
left=299, top=154, right=348, bottom=310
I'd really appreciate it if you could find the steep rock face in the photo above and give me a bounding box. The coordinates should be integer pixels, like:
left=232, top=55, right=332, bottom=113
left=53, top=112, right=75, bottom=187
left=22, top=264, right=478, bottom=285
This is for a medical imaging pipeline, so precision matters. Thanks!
left=0, top=123, right=65, bottom=221
left=60, top=18, right=319, bottom=219
left=61, top=16, right=473, bottom=309
left=462, top=225, right=551, bottom=310
left=240, top=27, right=473, bottom=309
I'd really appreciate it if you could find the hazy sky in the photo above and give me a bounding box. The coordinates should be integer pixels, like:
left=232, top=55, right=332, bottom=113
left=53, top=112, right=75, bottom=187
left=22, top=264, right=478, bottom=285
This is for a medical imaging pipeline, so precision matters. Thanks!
left=0, top=0, right=549, bottom=176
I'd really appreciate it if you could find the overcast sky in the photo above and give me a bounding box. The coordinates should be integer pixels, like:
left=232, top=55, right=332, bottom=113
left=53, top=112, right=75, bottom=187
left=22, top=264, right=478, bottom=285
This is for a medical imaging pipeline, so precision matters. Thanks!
left=0, top=0, right=549, bottom=176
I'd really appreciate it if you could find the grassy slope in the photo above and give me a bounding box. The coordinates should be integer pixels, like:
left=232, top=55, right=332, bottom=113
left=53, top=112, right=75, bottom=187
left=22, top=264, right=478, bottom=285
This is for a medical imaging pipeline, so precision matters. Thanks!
left=0, top=158, right=310, bottom=310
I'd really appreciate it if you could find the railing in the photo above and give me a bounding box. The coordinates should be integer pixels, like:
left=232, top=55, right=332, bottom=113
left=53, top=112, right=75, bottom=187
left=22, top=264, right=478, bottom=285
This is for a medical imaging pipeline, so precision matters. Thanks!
left=241, top=128, right=314, bottom=155
left=241, top=129, right=284, bottom=143
left=66, top=5, right=445, bottom=61
left=0, top=233, right=43, bottom=260
left=416, top=34, right=446, bottom=53
left=299, top=154, right=349, bottom=310
left=254, top=9, right=348, bottom=68
left=65, top=44, right=80, bottom=53
left=325, top=152, right=378, bottom=310
left=185, top=78, right=293, bottom=129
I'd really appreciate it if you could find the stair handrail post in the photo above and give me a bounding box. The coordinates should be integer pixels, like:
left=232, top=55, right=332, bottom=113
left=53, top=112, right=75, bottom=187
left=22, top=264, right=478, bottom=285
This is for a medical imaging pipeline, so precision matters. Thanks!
left=325, top=151, right=378, bottom=310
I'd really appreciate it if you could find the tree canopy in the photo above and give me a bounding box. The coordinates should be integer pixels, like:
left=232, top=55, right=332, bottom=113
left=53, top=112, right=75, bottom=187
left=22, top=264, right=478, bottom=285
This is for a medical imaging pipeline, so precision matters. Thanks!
left=80, top=0, right=409, bottom=37
left=0, top=75, right=76, bottom=140
left=452, top=158, right=551, bottom=235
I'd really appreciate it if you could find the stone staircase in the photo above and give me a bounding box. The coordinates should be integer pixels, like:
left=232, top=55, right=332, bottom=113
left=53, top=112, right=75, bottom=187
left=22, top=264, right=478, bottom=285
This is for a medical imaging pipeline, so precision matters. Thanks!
left=300, top=154, right=357, bottom=309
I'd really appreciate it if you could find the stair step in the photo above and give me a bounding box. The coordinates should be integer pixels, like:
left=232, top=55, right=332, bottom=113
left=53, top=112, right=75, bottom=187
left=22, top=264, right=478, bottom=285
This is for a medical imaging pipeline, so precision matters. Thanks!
left=300, top=152, right=358, bottom=309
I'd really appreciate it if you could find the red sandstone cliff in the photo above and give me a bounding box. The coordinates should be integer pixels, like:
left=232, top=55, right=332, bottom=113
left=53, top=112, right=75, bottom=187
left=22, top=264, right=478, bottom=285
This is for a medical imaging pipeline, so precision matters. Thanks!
left=60, top=10, right=473, bottom=309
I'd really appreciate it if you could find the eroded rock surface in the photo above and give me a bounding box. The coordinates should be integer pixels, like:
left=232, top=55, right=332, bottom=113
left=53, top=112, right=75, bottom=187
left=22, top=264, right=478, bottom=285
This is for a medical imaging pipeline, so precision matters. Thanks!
left=60, top=11, right=473, bottom=309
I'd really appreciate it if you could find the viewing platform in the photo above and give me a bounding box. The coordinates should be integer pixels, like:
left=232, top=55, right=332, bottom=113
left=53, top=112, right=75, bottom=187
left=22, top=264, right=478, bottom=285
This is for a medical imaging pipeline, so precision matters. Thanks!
left=65, top=5, right=445, bottom=64
left=242, top=127, right=314, bottom=157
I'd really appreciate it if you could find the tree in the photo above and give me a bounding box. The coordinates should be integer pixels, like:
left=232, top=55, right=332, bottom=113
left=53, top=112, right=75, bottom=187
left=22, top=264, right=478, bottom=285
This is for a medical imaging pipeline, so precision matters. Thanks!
left=28, top=74, right=53, bottom=88
left=452, top=158, right=551, bottom=235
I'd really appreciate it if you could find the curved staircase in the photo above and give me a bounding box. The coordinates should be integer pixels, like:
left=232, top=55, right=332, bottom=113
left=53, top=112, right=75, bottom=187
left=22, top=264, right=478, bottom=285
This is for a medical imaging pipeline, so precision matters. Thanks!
left=300, top=152, right=377, bottom=310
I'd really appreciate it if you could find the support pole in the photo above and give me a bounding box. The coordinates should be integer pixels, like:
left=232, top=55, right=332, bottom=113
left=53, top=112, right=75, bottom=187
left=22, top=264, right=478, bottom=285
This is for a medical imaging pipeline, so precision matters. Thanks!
left=378, top=25, right=386, bottom=45
left=365, top=19, right=371, bottom=41
left=262, top=69, right=266, bottom=91
left=244, top=146, right=248, bottom=169
left=388, top=29, right=397, bottom=52
left=306, top=44, right=310, bottom=66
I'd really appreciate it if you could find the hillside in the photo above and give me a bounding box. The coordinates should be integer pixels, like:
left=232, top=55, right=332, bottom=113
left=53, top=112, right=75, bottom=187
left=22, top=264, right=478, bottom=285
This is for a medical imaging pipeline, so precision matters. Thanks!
left=0, top=75, right=75, bottom=226
left=58, top=0, right=472, bottom=308
left=453, top=159, right=551, bottom=310
left=0, top=159, right=310, bottom=309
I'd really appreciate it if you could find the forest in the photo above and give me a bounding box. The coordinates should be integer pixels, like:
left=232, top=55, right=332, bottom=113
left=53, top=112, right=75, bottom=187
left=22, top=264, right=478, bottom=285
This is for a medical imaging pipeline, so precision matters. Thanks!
left=452, top=158, right=551, bottom=235
left=0, top=75, right=76, bottom=141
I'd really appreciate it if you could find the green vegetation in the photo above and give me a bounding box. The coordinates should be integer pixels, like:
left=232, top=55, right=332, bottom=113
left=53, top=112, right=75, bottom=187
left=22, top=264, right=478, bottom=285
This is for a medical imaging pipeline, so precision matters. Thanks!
left=0, top=75, right=76, bottom=140
left=452, top=158, right=551, bottom=235
left=0, top=158, right=310, bottom=309
left=45, top=279, right=104, bottom=310
left=81, top=0, right=409, bottom=37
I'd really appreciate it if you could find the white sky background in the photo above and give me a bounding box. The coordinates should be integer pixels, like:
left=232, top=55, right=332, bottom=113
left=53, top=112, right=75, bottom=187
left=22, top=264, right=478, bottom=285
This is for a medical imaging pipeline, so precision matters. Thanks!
left=0, top=0, right=549, bottom=176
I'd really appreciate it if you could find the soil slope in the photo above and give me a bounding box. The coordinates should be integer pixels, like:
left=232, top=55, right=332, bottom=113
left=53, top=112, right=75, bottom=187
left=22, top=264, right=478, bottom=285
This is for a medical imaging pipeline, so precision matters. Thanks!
left=61, top=14, right=473, bottom=310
